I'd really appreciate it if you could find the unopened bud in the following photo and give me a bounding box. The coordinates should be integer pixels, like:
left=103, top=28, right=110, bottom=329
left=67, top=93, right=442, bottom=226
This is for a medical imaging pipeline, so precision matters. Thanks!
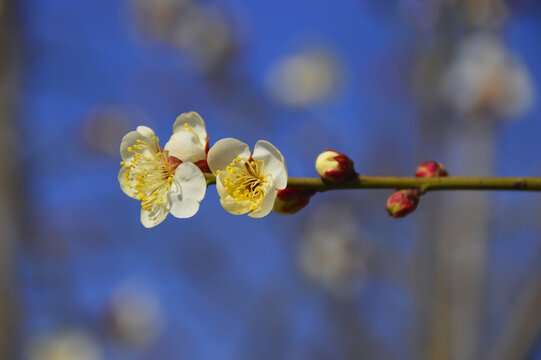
left=274, top=188, right=315, bottom=215
left=386, top=189, right=420, bottom=218
left=315, top=150, right=355, bottom=183
left=415, top=161, right=448, bottom=178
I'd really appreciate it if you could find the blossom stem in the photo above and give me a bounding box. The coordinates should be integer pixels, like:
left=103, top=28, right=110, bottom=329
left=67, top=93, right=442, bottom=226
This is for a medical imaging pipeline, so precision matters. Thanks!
left=287, top=176, right=541, bottom=192
left=205, top=174, right=541, bottom=192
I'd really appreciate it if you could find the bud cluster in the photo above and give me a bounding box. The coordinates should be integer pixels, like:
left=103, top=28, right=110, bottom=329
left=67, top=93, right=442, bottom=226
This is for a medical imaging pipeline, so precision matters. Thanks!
left=386, top=161, right=448, bottom=218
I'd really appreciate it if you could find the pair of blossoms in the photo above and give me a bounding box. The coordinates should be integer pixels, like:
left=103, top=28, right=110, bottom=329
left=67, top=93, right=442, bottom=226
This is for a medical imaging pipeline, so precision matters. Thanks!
left=119, top=112, right=288, bottom=228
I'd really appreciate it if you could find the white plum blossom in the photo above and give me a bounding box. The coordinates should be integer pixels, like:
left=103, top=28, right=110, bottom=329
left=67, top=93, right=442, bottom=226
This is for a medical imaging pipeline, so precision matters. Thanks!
left=207, top=138, right=287, bottom=218
left=441, top=33, right=534, bottom=119
left=119, top=112, right=209, bottom=228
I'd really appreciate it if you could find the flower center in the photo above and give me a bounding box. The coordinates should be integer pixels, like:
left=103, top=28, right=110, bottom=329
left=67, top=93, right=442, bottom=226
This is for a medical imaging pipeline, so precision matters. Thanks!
left=219, top=157, right=268, bottom=211
left=121, top=138, right=174, bottom=211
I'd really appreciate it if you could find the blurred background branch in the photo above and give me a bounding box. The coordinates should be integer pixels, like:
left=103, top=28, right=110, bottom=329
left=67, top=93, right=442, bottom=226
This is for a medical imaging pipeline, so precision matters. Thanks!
left=0, top=0, right=21, bottom=358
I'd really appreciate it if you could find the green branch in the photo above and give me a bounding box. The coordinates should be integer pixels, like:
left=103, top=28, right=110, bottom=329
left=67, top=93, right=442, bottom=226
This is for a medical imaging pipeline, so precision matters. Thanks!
left=205, top=173, right=541, bottom=192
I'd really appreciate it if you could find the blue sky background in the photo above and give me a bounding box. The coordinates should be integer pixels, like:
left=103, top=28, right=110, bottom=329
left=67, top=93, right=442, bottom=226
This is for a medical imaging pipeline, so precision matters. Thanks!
left=14, top=0, right=541, bottom=359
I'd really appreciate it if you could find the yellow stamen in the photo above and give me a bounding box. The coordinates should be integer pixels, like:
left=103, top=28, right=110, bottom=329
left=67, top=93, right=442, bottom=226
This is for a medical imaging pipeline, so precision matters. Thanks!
left=122, top=136, right=173, bottom=212
left=222, top=157, right=267, bottom=211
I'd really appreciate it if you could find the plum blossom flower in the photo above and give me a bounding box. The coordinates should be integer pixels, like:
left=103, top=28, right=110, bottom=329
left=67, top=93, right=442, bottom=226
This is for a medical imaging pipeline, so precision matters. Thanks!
left=119, top=119, right=207, bottom=228
left=207, top=138, right=287, bottom=217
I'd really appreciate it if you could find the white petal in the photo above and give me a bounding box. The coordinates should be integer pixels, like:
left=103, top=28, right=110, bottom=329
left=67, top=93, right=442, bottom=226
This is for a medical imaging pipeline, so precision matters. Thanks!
left=249, top=187, right=277, bottom=218
left=118, top=167, right=138, bottom=199
left=164, top=131, right=206, bottom=163
left=174, top=162, right=206, bottom=202
left=169, top=192, right=200, bottom=218
left=136, top=125, right=156, bottom=138
left=172, top=112, right=208, bottom=146
left=120, top=128, right=157, bottom=161
left=215, top=173, right=251, bottom=214
left=207, top=138, right=251, bottom=174
left=140, top=205, right=169, bottom=228
left=220, top=197, right=252, bottom=215
left=216, top=172, right=229, bottom=199
left=252, top=140, right=288, bottom=189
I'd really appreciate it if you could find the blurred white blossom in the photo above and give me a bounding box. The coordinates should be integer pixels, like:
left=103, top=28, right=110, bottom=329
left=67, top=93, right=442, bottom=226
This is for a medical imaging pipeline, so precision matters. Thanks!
left=299, top=204, right=366, bottom=296
left=441, top=33, right=534, bottom=119
left=27, top=330, right=102, bottom=360
left=266, top=48, right=340, bottom=107
left=106, top=282, right=164, bottom=348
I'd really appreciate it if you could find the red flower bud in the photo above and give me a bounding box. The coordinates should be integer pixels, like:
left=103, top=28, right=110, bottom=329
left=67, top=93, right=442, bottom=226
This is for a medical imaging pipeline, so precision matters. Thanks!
left=273, top=188, right=315, bottom=215
left=386, top=189, right=420, bottom=218
left=315, top=150, right=355, bottom=183
left=415, top=161, right=448, bottom=178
